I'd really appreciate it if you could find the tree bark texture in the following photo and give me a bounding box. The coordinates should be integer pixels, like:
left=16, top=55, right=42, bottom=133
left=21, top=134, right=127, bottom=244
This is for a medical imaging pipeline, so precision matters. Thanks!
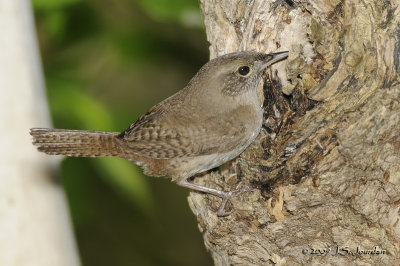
left=188, top=0, right=400, bottom=265
left=0, top=0, right=80, bottom=265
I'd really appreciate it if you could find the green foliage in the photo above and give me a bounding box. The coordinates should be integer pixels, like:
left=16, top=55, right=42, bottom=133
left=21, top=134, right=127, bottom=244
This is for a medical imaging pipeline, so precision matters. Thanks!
left=95, top=158, right=154, bottom=214
left=33, top=0, right=81, bottom=10
left=32, top=0, right=80, bottom=39
left=34, top=0, right=211, bottom=265
left=135, top=0, right=202, bottom=27
left=47, top=80, right=153, bottom=213
left=41, top=11, right=67, bottom=38
left=48, top=82, right=114, bottom=129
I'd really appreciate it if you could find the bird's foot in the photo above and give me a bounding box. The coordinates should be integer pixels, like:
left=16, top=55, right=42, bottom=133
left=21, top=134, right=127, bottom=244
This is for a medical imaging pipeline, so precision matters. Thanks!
left=216, top=182, right=253, bottom=217
left=177, top=180, right=253, bottom=216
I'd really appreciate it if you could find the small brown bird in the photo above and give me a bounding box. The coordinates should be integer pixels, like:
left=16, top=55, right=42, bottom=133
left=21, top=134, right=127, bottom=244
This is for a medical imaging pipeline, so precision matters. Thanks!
left=30, top=51, right=288, bottom=216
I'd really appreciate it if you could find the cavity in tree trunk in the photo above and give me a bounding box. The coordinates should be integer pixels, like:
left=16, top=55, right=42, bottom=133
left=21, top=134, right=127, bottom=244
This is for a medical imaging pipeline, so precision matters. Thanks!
left=188, top=1, right=400, bottom=265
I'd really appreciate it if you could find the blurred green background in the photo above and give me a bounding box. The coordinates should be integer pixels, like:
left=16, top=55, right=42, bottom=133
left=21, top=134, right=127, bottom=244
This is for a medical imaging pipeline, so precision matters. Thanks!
left=33, top=0, right=212, bottom=265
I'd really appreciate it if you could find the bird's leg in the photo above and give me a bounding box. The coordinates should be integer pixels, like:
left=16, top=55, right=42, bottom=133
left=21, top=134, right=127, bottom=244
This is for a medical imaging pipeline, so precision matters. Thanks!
left=178, top=180, right=252, bottom=216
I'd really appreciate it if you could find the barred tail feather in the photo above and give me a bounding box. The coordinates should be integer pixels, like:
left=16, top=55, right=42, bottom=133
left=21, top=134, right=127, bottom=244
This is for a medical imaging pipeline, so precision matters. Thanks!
left=30, top=128, right=122, bottom=157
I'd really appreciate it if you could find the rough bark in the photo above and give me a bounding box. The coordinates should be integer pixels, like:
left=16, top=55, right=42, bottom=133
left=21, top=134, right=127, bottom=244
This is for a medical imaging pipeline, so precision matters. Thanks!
left=0, top=0, right=80, bottom=265
left=188, top=0, right=400, bottom=265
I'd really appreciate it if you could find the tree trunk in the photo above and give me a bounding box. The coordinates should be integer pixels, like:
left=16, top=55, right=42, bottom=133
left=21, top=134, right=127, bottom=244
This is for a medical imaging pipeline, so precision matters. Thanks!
left=0, top=0, right=80, bottom=265
left=188, top=0, right=400, bottom=265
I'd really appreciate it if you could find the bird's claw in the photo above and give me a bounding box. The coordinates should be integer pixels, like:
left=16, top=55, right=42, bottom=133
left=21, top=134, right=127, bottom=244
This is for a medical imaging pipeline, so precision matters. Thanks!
left=216, top=182, right=253, bottom=217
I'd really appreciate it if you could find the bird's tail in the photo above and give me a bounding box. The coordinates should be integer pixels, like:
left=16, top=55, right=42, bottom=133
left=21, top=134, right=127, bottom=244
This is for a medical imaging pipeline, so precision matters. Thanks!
left=30, top=128, right=123, bottom=157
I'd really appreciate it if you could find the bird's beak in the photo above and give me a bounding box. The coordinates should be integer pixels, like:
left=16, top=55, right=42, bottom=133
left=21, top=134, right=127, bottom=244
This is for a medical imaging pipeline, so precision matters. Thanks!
left=262, top=51, right=289, bottom=67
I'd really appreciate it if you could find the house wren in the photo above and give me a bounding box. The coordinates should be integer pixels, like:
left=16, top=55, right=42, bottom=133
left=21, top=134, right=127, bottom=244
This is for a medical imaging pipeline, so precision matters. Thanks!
left=30, top=51, right=288, bottom=216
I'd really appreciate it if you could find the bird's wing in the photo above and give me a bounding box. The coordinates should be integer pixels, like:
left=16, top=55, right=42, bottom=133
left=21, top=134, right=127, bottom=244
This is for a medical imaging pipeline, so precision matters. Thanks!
left=118, top=107, right=249, bottom=159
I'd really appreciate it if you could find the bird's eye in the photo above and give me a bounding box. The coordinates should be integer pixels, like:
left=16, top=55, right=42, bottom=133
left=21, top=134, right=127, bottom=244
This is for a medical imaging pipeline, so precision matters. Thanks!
left=238, top=66, right=250, bottom=76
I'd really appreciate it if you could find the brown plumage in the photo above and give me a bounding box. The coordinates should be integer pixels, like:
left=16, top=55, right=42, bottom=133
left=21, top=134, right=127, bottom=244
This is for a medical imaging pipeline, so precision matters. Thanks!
left=30, top=51, right=288, bottom=216
left=30, top=128, right=121, bottom=157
